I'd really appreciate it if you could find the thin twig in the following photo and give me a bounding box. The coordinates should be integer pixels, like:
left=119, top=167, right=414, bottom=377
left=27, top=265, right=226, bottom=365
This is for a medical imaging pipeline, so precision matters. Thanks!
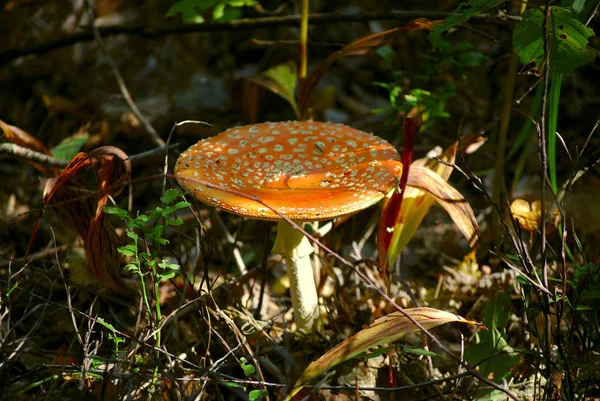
left=85, top=2, right=164, bottom=147
left=0, top=11, right=522, bottom=65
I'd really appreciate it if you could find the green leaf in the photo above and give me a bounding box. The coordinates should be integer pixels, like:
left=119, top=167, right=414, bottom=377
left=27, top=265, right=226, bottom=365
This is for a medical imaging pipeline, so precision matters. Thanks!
left=160, top=189, right=182, bottom=205
left=174, top=201, right=191, bottom=210
left=126, top=231, right=139, bottom=242
left=159, top=260, right=179, bottom=271
left=168, top=218, right=184, bottom=226
left=212, top=2, right=225, bottom=19
left=353, top=345, right=393, bottom=360
left=155, top=237, right=169, bottom=246
left=513, top=6, right=596, bottom=75
left=401, top=345, right=440, bottom=358
left=117, top=244, right=138, bottom=257
left=222, top=381, right=245, bottom=389
left=240, top=357, right=255, bottom=376
left=429, top=0, right=506, bottom=46
left=160, top=271, right=176, bottom=280
left=124, top=263, right=139, bottom=271
left=247, top=62, right=299, bottom=118
left=104, top=206, right=130, bottom=220
left=150, top=226, right=165, bottom=238
left=166, top=0, right=214, bottom=23
left=50, top=133, right=89, bottom=161
left=249, top=389, right=267, bottom=401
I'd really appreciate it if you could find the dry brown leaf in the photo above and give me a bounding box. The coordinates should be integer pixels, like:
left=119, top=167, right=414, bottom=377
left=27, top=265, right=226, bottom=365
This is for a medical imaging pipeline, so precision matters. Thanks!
left=1, top=119, right=54, bottom=172
left=0, top=119, right=52, bottom=155
left=33, top=147, right=131, bottom=294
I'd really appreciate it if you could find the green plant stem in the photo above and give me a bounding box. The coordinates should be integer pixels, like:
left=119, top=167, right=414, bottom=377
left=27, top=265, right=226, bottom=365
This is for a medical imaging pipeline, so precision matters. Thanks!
left=152, top=261, right=163, bottom=347
left=548, top=72, right=562, bottom=194
left=299, top=0, right=309, bottom=80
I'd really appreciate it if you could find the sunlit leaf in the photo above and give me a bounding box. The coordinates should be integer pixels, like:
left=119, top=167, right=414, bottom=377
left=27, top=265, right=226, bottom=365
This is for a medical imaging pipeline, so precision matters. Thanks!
left=513, top=6, right=595, bottom=75
left=247, top=61, right=299, bottom=118
left=285, top=307, right=480, bottom=400
left=510, top=199, right=541, bottom=233
left=406, top=165, right=479, bottom=248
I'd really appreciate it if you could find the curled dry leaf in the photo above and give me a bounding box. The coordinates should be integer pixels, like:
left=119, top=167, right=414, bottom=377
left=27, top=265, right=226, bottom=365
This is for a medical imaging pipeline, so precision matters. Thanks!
left=36, top=147, right=131, bottom=294
left=285, top=307, right=480, bottom=401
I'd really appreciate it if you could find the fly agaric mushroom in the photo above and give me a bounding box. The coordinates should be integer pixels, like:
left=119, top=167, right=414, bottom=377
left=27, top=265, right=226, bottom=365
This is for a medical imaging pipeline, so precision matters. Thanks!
left=175, top=121, right=402, bottom=333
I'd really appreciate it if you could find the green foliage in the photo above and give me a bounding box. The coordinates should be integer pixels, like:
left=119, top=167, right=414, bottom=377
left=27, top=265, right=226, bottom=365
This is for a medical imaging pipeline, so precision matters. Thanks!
left=513, top=6, right=596, bottom=75
left=429, top=0, right=506, bottom=46
left=166, top=0, right=257, bottom=23
left=222, top=358, right=267, bottom=400
left=465, top=293, right=519, bottom=384
left=50, top=133, right=88, bottom=161
left=240, top=357, right=255, bottom=376
left=373, top=40, right=486, bottom=128
left=104, top=188, right=189, bottom=345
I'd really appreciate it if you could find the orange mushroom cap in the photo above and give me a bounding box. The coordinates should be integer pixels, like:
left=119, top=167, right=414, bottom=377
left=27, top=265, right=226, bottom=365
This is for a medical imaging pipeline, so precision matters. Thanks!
left=175, top=121, right=402, bottom=221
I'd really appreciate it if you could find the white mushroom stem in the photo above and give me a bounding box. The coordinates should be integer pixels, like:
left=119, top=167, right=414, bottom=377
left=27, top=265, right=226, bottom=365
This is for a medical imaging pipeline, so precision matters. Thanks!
left=272, top=220, right=320, bottom=333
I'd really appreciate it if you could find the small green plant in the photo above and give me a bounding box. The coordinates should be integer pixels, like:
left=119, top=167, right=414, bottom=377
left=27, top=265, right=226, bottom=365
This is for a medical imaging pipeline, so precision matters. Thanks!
left=105, top=188, right=189, bottom=346
left=222, top=357, right=267, bottom=400
left=373, top=40, right=486, bottom=128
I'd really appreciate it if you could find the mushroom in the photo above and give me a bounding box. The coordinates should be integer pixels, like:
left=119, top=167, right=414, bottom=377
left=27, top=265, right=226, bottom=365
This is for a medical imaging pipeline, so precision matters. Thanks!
left=175, top=121, right=402, bottom=333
